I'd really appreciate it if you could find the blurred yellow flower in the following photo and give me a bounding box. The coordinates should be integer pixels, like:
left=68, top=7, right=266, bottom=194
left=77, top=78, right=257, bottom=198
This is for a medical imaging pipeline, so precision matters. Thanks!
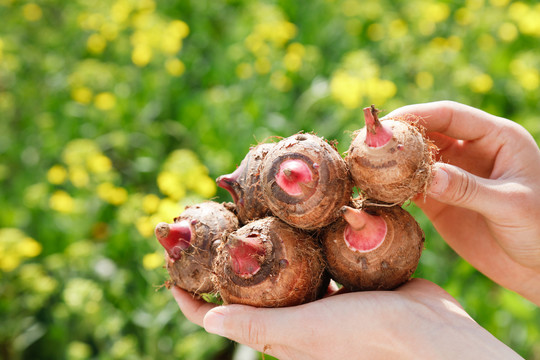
left=168, top=20, right=190, bottom=39
left=236, top=62, right=253, bottom=79
left=87, top=33, right=107, bottom=54
left=157, top=198, right=180, bottom=221
left=283, top=52, right=302, bottom=72
left=367, top=23, right=384, bottom=41
left=165, top=58, right=185, bottom=77
left=97, top=182, right=128, bottom=205
left=389, top=19, right=408, bottom=39
left=192, top=175, right=217, bottom=198
left=94, top=92, right=116, bottom=111
left=161, top=36, right=182, bottom=55
left=87, top=153, right=112, bottom=174
left=132, top=44, right=152, bottom=67
left=47, top=165, right=67, bottom=184
left=423, top=3, right=451, bottom=23
left=15, top=237, right=42, bottom=258
left=470, top=73, right=494, bottom=93
left=136, top=216, right=155, bottom=237
left=62, top=139, right=100, bottom=167
left=49, top=190, right=75, bottom=213
left=100, top=23, right=119, bottom=41
left=69, top=166, right=90, bottom=188
left=142, top=252, right=163, bottom=270
left=517, top=69, right=539, bottom=91
left=498, top=23, right=518, bottom=42
left=111, top=0, right=132, bottom=24
left=68, top=342, right=92, bottom=360
left=490, top=0, right=510, bottom=6
left=0, top=255, right=21, bottom=272
left=71, top=86, right=93, bottom=104
left=270, top=71, right=292, bottom=92
left=23, top=3, right=42, bottom=22
left=415, top=71, right=434, bottom=89
left=157, top=171, right=186, bottom=200
left=330, top=70, right=363, bottom=109
left=142, top=194, right=160, bottom=214
left=454, top=8, right=473, bottom=26
left=477, top=34, right=495, bottom=51
left=254, top=57, right=271, bottom=74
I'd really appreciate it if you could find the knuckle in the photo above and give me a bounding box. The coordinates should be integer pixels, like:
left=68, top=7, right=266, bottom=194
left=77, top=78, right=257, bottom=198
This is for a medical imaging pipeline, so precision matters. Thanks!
left=448, top=170, right=478, bottom=205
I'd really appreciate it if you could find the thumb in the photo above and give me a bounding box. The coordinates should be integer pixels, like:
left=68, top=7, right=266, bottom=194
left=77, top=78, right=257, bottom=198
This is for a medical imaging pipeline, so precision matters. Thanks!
left=427, top=162, right=496, bottom=214
left=203, top=305, right=291, bottom=349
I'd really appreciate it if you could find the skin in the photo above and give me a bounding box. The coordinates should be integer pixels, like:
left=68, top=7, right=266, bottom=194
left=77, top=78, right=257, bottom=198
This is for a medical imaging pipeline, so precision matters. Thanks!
left=171, top=101, right=539, bottom=359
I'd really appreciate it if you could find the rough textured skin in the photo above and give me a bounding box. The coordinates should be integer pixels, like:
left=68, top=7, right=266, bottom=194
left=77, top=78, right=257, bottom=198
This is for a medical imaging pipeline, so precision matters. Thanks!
left=347, top=118, right=435, bottom=204
left=260, top=133, right=353, bottom=230
left=165, top=201, right=239, bottom=295
left=322, top=205, right=424, bottom=291
left=213, top=217, right=328, bottom=307
left=217, top=143, right=274, bottom=225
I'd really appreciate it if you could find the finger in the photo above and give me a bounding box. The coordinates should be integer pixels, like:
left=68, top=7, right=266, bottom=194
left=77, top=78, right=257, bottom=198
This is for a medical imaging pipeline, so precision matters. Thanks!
left=426, top=162, right=503, bottom=216
left=203, top=305, right=293, bottom=348
left=171, top=286, right=217, bottom=326
left=383, top=101, right=506, bottom=141
left=396, top=279, right=466, bottom=310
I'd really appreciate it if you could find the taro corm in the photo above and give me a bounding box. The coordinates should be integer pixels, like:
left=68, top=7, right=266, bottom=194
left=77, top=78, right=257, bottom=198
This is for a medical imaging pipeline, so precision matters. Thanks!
left=322, top=203, right=424, bottom=291
left=155, top=201, right=238, bottom=295
left=260, top=133, right=352, bottom=230
left=216, top=143, right=274, bottom=225
left=347, top=105, right=437, bottom=204
left=212, top=217, right=328, bottom=307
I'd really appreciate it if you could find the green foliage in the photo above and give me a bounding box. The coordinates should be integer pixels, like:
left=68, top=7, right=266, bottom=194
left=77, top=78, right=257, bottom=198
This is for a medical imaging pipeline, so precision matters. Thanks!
left=1, top=0, right=539, bottom=358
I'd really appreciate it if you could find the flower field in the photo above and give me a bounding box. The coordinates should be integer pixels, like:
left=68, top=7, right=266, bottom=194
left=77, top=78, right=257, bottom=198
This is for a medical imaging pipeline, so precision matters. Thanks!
left=1, top=0, right=539, bottom=358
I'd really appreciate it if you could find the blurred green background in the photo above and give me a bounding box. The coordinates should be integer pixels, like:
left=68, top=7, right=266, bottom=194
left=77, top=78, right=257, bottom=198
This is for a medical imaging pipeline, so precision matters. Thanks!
left=1, top=0, right=539, bottom=358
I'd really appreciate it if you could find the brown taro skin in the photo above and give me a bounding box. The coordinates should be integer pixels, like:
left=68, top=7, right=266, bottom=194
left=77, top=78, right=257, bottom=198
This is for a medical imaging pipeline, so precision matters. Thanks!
left=163, top=201, right=239, bottom=295
left=216, top=143, right=274, bottom=225
left=346, top=112, right=435, bottom=205
left=213, top=217, right=328, bottom=307
left=260, top=133, right=353, bottom=230
left=322, top=205, right=424, bottom=291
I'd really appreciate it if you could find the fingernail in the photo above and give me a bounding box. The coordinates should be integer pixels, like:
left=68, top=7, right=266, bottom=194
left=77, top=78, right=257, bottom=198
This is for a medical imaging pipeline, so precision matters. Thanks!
left=204, top=309, right=226, bottom=337
left=428, top=166, right=449, bottom=196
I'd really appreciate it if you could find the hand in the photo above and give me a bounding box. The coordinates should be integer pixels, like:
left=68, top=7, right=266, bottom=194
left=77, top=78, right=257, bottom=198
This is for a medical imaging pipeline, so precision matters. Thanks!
left=172, top=279, right=521, bottom=360
left=385, top=101, right=540, bottom=305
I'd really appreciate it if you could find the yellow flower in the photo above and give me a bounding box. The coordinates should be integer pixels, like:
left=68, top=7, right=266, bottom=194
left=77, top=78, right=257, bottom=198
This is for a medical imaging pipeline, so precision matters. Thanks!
left=157, top=171, right=186, bottom=200
left=330, top=70, right=363, bottom=109
left=389, top=19, right=408, bottom=39
left=71, top=86, right=93, bottom=105
left=23, top=3, right=42, bottom=22
left=132, top=44, right=152, bottom=67
left=87, top=33, right=107, bottom=54
left=192, top=176, right=217, bottom=198
left=87, top=153, right=112, bottom=174
left=142, top=194, right=160, bottom=214
left=142, top=252, right=163, bottom=270
left=69, top=166, right=90, bottom=188
left=47, top=165, right=68, bottom=184
left=94, top=92, right=116, bottom=111
left=270, top=71, right=292, bottom=92
left=367, top=23, right=384, bottom=41
left=254, top=57, right=272, bottom=74
left=498, top=23, right=518, bottom=42
left=517, top=69, right=539, bottom=91
left=15, top=237, right=42, bottom=258
left=49, top=190, right=75, bottom=213
left=470, top=73, right=494, bottom=93
left=136, top=216, right=155, bottom=237
left=236, top=62, right=253, bottom=79
left=62, top=139, right=100, bottom=167
left=97, top=182, right=128, bottom=205
left=415, top=72, right=434, bottom=89
left=283, top=52, right=302, bottom=72
left=168, top=20, right=190, bottom=39
left=165, top=58, right=185, bottom=77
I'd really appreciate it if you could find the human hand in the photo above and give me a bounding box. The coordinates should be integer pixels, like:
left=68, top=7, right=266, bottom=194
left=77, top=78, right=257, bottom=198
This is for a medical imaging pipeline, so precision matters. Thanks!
left=385, top=101, right=540, bottom=305
left=172, top=279, right=521, bottom=360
